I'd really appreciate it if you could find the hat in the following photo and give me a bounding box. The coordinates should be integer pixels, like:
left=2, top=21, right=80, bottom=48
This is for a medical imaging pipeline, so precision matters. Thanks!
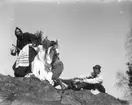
left=93, top=65, right=101, bottom=70
left=15, top=27, right=23, bottom=34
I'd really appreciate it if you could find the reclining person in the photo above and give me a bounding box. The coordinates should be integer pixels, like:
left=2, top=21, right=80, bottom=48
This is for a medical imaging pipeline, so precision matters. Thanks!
left=73, top=65, right=106, bottom=93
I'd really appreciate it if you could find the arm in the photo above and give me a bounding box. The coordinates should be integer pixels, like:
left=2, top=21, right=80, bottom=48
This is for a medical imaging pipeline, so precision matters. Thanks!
left=46, top=47, right=52, bottom=64
left=26, top=33, right=38, bottom=43
left=46, top=54, right=52, bottom=64
left=34, top=45, right=43, bottom=61
left=53, top=60, right=64, bottom=70
left=83, top=74, right=103, bottom=84
left=74, top=73, right=92, bottom=80
left=12, top=44, right=20, bottom=51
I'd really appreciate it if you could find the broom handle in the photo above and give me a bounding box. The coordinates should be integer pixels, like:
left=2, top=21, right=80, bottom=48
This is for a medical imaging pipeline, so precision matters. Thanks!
left=12, top=44, right=20, bottom=51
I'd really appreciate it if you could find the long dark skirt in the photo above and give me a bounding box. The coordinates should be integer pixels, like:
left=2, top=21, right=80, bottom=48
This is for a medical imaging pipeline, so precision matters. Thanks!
left=75, top=82, right=106, bottom=93
left=51, top=60, right=64, bottom=80
left=13, top=62, right=31, bottom=77
left=12, top=46, right=37, bottom=77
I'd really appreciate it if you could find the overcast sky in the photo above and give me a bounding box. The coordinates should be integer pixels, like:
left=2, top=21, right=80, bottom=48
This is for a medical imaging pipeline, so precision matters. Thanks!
left=0, top=0, right=131, bottom=98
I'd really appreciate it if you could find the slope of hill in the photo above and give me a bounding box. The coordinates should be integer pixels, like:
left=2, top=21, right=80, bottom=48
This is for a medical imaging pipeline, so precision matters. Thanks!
left=0, top=73, right=127, bottom=105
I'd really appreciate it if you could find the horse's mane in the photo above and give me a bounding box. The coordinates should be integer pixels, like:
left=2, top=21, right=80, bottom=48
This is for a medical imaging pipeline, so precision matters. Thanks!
left=34, top=30, right=43, bottom=44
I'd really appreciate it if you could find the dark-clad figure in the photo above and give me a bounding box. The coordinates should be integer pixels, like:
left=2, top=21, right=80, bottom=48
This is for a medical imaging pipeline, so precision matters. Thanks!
left=12, top=28, right=43, bottom=77
left=11, top=27, right=40, bottom=56
left=12, top=40, right=39, bottom=77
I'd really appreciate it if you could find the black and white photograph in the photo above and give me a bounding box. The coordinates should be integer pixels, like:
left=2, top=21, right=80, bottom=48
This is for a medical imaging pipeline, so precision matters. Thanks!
left=0, top=0, right=132, bottom=104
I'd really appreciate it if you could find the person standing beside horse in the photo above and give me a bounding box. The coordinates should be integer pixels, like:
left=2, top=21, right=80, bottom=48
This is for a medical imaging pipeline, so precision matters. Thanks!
left=44, top=40, right=65, bottom=89
left=40, top=38, right=64, bottom=81
left=48, top=40, right=64, bottom=80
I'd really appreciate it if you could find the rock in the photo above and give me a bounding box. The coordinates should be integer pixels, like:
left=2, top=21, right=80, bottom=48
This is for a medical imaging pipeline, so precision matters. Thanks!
left=0, top=74, right=10, bottom=82
left=0, top=96, right=6, bottom=103
left=0, top=73, right=127, bottom=105
left=61, top=90, right=82, bottom=105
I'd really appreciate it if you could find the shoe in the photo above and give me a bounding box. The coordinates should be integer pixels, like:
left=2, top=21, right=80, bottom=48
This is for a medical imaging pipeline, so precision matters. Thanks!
left=61, top=82, right=68, bottom=90
left=58, top=79, right=67, bottom=90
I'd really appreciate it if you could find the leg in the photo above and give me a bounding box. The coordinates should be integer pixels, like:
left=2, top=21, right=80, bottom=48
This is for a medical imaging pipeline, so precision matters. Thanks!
left=94, top=84, right=106, bottom=93
left=54, top=79, right=67, bottom=90
left=51, top=61, right=64, bottom=80
left=54, top=79, right=75, bottom=90
left=75, top=82, right=95, bottom=90
left=61, top=79, right=75, bottom=89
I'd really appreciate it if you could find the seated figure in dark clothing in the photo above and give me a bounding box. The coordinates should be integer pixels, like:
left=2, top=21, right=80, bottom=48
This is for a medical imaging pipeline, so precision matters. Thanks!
left=12, top=39, right=40, bottom=77
left=12, top=27, right=43, bottom=77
